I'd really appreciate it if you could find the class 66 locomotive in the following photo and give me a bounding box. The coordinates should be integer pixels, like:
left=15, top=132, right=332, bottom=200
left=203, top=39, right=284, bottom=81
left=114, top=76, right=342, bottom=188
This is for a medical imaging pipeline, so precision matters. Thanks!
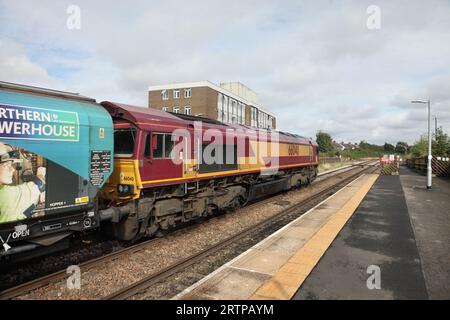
left=0, top=81, right=319, bottom=262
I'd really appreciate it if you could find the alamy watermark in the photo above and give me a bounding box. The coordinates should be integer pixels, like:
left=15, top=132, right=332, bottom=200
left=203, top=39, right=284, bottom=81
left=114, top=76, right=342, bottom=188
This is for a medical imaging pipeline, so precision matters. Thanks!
left=366, top=265, right=381, bottom=289
left=166, top=121, right=282, bottom=173
left=66, top=5, right=81, bottom=30
left=67, top=265, right=81, bottom=289
left=366, top=5, right=381, bottom=30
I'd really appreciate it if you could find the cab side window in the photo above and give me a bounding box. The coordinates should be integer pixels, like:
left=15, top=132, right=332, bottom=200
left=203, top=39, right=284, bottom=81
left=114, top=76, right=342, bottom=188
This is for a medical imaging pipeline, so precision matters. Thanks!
left=164, top=134, right=174, bottom=158
left=144, top=134, right=151, bottom=158
left=152, top=133, right=175, bottom=159
left=152, top=134, right=164, bottom=158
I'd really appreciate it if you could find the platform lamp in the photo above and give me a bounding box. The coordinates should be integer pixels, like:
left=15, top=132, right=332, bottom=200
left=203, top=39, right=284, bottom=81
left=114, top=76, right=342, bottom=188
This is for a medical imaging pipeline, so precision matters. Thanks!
left=433, top=115, right=438, bottom=136
left=411, top=99, right=432, bottom=189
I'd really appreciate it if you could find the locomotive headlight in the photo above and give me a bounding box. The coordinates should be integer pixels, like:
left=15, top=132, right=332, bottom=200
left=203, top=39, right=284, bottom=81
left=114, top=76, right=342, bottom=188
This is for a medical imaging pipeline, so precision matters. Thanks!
left=117, top=184, right=134, bottom=195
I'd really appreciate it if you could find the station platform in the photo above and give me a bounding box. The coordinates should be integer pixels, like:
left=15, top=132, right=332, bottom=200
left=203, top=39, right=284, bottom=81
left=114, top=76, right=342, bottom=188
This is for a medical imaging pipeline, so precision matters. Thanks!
left=294, top=167, right=450, bottom=299
left=174, top=173, right=379, bottom=300
left=174, top=167, right=450, bottom=300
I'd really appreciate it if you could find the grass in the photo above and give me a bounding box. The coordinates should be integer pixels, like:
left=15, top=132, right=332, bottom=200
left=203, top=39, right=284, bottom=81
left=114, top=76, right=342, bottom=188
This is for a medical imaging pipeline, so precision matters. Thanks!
left=318, top=162, right=348, bottom=173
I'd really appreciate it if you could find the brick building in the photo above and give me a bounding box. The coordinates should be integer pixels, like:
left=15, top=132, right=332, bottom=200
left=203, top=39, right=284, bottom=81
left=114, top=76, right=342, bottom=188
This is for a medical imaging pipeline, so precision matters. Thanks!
left=148, top=81, right=276, bottom=129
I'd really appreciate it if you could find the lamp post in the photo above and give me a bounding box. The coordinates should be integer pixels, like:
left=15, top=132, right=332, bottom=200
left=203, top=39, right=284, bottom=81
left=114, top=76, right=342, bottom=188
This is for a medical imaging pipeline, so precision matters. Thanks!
left=434, top=115, right=438, bottom=136
left=411, top=99, right=432, bottom=189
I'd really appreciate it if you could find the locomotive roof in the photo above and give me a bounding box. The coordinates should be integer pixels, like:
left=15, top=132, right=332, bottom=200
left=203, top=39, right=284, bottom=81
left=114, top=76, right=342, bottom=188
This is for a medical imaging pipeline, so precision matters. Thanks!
left=0, top=81, right=96, bottom=103
left=101, top=101, right=186, bottom=125
left=102, top=101, right=316, bottom=145
left=169, top=112, right=228, bottom=126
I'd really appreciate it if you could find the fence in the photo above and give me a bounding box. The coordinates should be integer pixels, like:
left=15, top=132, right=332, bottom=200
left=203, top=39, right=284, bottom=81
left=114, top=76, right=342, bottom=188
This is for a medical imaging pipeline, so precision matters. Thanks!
left=406, top=156, right=450, bottom=177
left=380, top=161, right=399, bottom=175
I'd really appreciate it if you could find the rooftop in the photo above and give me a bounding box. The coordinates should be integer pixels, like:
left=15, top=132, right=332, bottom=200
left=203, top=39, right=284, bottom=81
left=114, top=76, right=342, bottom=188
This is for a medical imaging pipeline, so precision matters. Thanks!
left=148, top=81, right=274, bottom=117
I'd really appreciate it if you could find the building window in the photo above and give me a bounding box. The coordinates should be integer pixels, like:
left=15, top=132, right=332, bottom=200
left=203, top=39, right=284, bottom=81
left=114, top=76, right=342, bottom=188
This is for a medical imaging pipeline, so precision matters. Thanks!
left=258, top=110, right=264, bottom=128
left=173, top=89, right=180, bottom=99
left=184, top=88, right=191, bottom=98
left=223, top=95, right=229, bottom=123
left=173, top=106, right=180, bottom=113
left=162, top=90, right=168, bottom=100
left=217, top=93, right=223, bottom=122
left=231, top=100, right=237, bottom=117
left=251, top=107, right=258, bottom=127
left=184, top=106, right=191, bottom=115
left=162, top=107, right=169, bottom=112
left=238, top=103, right=245, bottom=125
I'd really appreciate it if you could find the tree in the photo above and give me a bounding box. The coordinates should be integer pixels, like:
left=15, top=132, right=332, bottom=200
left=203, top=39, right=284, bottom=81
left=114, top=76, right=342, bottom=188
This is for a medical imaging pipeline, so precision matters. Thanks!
left=432, top=127, right=450, bottom=157
left=411, top=135, right=428, bottom=157
left=395, top=141, right=409, bottom=154
left=383, top=143, right=395, bottom=153
left=411, top=128, right=450, bottom=157
left=316, top=131, right=334, bottom=153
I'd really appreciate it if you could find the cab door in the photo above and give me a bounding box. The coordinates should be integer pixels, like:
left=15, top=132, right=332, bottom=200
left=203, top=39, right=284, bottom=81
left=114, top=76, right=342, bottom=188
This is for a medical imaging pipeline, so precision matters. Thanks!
left=140, top=132, right=183, bottom=184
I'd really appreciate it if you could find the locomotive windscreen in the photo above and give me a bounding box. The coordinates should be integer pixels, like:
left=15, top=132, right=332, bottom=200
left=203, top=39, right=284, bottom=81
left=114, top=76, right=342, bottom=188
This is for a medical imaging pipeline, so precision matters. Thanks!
left=114, top=128, right=136, bottom=157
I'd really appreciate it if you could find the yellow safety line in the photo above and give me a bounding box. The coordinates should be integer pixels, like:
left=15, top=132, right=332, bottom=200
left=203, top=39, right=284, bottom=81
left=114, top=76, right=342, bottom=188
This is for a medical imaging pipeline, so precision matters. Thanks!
left=250, top=174, right=379, bottom=300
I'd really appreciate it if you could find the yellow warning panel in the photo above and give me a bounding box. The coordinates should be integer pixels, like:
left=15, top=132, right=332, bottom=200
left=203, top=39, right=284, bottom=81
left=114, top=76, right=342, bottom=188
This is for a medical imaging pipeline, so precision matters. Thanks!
left=75, top=196, right=89, bottom=204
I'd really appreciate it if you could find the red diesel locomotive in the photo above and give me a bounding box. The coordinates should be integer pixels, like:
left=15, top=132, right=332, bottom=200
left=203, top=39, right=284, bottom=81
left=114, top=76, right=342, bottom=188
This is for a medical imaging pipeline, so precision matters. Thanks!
left=99, top=102, right=319, bottom=241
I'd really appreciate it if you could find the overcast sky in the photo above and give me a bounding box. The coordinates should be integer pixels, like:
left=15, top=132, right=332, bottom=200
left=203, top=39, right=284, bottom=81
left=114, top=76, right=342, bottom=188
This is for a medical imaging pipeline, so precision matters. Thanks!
left=1, top=0, right=449, bottom=145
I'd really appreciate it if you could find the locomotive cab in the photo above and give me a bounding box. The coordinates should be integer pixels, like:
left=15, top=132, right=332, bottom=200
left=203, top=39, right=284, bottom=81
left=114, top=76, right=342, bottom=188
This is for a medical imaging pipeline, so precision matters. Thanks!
left=99, top=102, right=187, bottom=207
left=100, top=122, right=141, bottom=203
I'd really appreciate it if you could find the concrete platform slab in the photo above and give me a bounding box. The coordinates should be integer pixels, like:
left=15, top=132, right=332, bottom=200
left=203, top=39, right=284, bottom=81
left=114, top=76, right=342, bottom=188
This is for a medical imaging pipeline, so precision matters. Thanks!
left=231, top=249, right=292, bottom=275
left=182, top=267, right=271, bottom=300
left=254, top=234, right=311, bottom=254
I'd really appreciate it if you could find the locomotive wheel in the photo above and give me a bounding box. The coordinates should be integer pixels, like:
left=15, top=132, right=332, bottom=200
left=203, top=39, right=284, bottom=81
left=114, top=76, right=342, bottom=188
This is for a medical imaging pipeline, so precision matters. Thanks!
left=145, top=216, right=159, bottom=237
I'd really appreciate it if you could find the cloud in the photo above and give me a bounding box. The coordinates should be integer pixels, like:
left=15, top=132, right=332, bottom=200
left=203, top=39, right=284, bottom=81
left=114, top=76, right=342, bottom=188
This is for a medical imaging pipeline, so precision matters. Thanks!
left=1, top=0, right=449, bottom=145
left=0, top=38, right=56, bottom=86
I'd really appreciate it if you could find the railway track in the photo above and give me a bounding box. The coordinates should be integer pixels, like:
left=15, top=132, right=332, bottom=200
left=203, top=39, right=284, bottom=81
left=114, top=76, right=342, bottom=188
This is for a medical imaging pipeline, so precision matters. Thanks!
left=105, top=161, right=378, bottom=300
left=0, top=160, right=377, bottom=300
left=235, top=159, right=375, bottom=213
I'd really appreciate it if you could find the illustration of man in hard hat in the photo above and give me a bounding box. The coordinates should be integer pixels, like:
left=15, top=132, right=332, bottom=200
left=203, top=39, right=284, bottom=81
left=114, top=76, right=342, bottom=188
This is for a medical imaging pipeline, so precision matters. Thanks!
left=0, top=142, right=46, bottom=224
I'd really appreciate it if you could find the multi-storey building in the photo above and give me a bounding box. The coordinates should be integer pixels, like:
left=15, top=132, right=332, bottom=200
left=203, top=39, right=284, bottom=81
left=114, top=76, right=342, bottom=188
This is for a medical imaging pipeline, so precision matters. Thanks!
left=148, top=81, right=276, bottom=129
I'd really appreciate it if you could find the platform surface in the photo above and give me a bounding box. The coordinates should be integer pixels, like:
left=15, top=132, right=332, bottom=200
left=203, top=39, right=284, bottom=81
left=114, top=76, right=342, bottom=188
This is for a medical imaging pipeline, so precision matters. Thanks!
left=294, top=167, right=450, bottom=299
left=399, top=167, right=450, bottom=299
